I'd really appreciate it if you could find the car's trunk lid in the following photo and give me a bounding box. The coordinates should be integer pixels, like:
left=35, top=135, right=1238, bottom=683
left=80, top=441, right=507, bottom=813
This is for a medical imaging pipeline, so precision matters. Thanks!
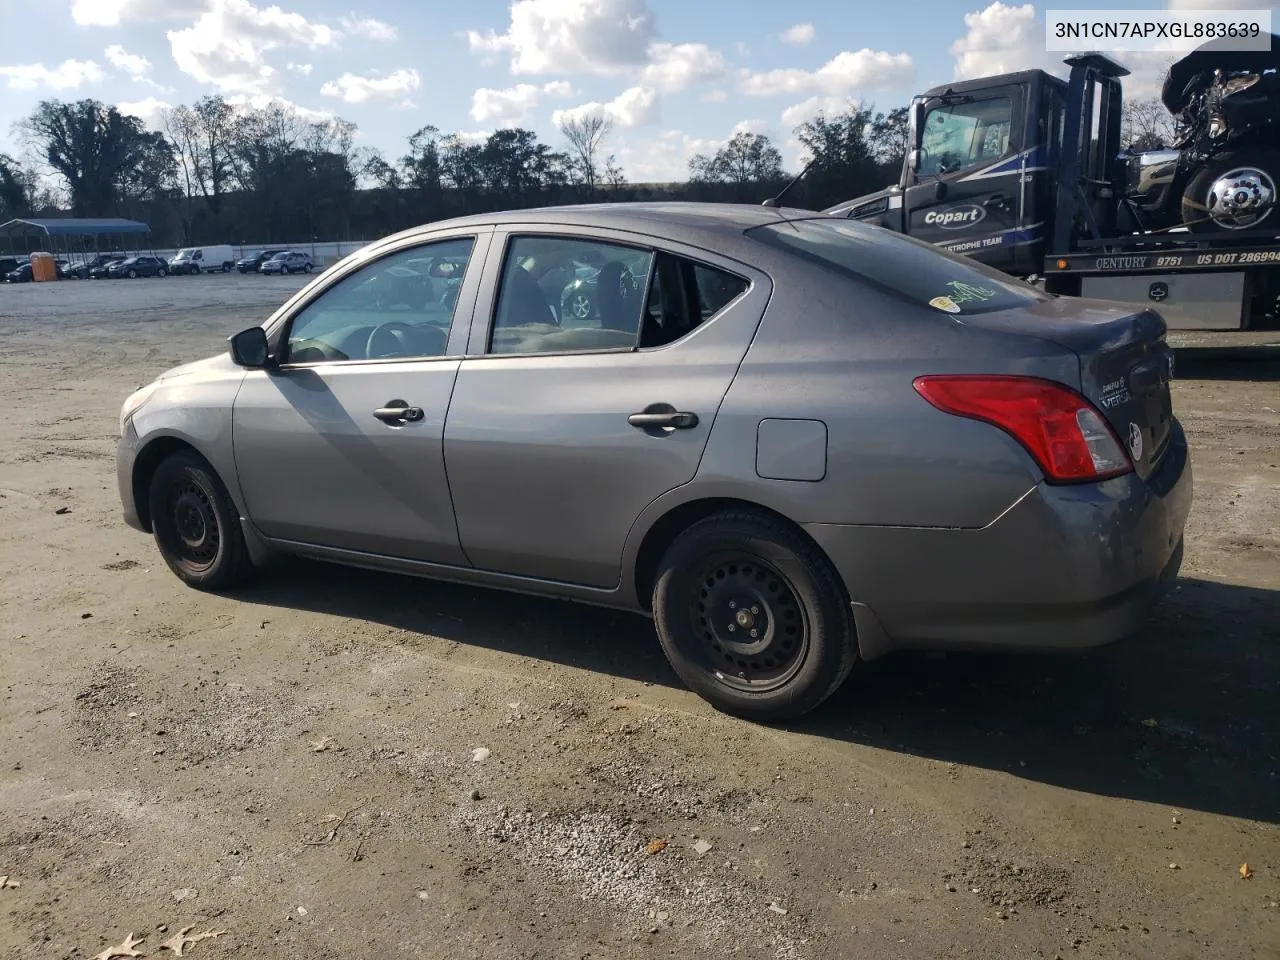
left=954, top=297, right=1175, bottom=481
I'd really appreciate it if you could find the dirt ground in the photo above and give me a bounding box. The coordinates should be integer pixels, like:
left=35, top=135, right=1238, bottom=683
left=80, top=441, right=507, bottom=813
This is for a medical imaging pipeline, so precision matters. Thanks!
left=1, top=274, right=1277, bottom=960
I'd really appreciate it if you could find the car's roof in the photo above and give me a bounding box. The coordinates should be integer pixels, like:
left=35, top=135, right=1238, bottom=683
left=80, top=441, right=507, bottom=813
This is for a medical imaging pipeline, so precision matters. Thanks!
left=380, top=202, right=830, bottom=254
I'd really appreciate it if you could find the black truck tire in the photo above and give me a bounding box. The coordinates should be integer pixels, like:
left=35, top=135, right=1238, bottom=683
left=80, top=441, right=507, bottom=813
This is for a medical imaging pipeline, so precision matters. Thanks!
left=1182, top=148, right=1280, bottom=234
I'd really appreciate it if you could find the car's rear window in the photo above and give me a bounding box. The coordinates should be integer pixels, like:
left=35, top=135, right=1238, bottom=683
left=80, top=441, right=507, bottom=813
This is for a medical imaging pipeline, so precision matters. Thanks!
left=745, top=217, right=1049, bottom=316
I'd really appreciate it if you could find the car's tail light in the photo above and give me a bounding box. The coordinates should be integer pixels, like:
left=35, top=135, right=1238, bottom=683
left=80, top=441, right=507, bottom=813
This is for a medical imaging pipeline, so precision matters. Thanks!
left=912, top=375, right=1132, bottom=483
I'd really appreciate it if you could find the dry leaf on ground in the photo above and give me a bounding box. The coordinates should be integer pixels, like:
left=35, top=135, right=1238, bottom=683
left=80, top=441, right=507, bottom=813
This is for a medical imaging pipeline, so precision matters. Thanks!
left=160, top=925, right=227, bottom=956
left=92, top=932, right=145, bottom=960
left=645, top=838, right=668, bottom=855
left=309, top=736, right=336, bottom=752
left=1240, top=863, right=1253, bottom=880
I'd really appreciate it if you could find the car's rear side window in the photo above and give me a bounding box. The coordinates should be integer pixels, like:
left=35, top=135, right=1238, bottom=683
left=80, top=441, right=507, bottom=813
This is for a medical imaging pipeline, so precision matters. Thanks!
left=746, top=218, right=1048, bottom=316
left=639, top=253, right=749, bottom=348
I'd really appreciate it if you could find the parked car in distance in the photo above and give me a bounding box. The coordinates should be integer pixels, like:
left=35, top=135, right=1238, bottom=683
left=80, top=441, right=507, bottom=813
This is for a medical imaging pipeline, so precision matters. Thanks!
left=5, top=262, right=33, bottom=283
left=170, top=245, right=235, bottom=275
left=107, top=255, right=168, bottom=279
left=260, top=250, right=313, bottom=275
left=0, top=256, right=26, bottom=277
left=116, top=203, right=1192, bottom=722
left=90, top=258, right=125, bottom=279
left=68, top=255, right=118, bottom=279
left=237, top=249, right=284, bottom=273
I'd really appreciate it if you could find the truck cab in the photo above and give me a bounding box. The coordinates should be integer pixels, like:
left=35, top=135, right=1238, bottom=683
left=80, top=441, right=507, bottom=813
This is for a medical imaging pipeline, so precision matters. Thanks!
left=827, top=69, right=1076, bottom=276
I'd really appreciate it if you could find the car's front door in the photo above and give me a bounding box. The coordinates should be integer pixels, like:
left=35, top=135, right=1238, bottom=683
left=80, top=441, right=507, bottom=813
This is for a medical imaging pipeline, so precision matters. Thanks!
left=231, top=230, right=491, bottom=564
left=443, top=227, right=768, bottom=588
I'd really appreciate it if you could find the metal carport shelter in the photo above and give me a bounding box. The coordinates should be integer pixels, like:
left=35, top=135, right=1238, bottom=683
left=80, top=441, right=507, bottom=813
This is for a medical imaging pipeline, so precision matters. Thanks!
left=0, top=218, right=153, bottom=268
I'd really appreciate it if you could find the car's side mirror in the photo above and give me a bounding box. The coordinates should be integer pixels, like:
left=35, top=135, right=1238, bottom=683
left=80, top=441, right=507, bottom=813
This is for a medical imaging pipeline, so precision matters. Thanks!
left=228, top=326, right=270, bottom=368
left=907, top=149, right=920, bottom=173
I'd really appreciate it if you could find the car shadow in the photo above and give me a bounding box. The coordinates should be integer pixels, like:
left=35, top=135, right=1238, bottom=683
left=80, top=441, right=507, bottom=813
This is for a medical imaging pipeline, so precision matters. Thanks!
left=235, top=565, right=1279, bottom=824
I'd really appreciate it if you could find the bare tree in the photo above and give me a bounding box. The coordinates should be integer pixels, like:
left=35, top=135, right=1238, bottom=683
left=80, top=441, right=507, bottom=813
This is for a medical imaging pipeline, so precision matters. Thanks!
left=558, top=113, right=613, bottom=191
left=1122, top=97, right=1178, bottom=151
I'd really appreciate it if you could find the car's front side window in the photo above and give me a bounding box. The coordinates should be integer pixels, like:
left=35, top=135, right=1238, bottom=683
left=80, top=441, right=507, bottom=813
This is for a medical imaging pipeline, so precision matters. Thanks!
left=283, top=236, right=476, bottom=365
left=488, top=236, right=654, bottom=356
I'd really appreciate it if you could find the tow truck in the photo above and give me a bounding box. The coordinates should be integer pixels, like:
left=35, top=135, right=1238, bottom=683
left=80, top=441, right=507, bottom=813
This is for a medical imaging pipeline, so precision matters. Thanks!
left=824, top=40, right=1280, bottom=330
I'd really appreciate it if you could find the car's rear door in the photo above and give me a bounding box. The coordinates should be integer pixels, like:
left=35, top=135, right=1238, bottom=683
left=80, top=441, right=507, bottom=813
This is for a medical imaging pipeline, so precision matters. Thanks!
left=442, top=225, right=769, bottom=589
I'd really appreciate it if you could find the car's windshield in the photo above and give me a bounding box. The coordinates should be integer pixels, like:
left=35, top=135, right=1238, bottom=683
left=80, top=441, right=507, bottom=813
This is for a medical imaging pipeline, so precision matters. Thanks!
left=746, top=217, right=1049, bottom=315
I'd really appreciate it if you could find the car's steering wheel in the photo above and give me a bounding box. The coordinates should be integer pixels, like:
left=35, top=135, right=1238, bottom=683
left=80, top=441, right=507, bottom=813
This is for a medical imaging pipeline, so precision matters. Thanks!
left=365, top=320, right=419, bottom=359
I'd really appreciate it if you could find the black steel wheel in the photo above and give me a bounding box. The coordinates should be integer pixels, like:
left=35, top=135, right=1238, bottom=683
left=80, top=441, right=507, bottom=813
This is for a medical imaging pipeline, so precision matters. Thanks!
left=690, top=553, right=809, bottom=692
left=148, top=450, right=252, bottom=590
left=652, top=511, right=857, bottom=722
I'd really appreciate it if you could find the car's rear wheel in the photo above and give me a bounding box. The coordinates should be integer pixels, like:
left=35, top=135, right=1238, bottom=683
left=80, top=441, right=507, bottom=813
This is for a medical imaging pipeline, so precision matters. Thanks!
left=148, top=450, right=252, bottom=591
left=652, top=511, right=857, bottom=722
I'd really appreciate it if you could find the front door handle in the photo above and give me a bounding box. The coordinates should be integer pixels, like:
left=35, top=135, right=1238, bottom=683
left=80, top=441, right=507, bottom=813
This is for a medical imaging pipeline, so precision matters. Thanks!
left=983, top=194, right=1006, bottom=207
left=373, top=400, right=424, bottom=424
left=628, top=410, right=698, bottom=430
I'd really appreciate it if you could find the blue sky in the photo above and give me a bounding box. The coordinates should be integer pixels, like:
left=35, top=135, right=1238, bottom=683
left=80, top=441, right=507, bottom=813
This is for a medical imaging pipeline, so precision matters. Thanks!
left=0, top=0, right=1275, bottom=182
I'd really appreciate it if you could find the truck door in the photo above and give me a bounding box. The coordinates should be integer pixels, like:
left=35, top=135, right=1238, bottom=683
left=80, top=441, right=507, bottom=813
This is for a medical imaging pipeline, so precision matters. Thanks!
left=903, top=86, right=1030, bottom=272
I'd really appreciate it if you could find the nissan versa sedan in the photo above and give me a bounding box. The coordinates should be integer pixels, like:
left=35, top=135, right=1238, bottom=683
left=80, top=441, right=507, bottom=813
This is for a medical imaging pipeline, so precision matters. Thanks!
left=116, top=203, right=1192, bottom=721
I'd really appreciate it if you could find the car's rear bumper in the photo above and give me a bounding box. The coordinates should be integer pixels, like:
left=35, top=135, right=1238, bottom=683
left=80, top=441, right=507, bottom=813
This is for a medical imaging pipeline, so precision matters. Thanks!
left=804, top=419, right=1193, bottom=660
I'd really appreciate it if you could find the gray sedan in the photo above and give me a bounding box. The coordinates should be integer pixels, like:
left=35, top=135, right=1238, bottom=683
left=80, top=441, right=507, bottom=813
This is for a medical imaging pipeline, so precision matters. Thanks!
left=116, top=203, right=1192, bottom=721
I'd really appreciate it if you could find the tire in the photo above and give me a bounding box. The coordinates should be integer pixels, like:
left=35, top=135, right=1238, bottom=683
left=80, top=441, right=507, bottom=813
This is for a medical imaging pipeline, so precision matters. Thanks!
left=127, top=269, right=137, bottom=279
left=280, top=265, right=290, bottom=275
left=148, top=450, right=253, bottom=591
left=1182, top=147, right=1280, bottom=234
left=651, top=511, right=857, bottom=722
left=158, top=268, right=167, bottom=278
left=303, top=263, right=311, bottom=273
left=222, top=263, right=230, bottom=273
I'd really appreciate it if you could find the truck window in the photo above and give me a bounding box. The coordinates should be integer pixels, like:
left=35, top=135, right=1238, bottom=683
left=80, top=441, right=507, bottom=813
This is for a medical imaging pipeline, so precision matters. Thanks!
left=746, top=217, right=1049, bottom=316
left=918, top=97, right=1012, bottom=177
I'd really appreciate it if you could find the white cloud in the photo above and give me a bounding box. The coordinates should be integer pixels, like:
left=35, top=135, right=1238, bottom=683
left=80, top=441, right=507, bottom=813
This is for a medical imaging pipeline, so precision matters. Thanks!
left=780, top=23, right=815, bottom=46
left=168, top=0, right=337, bottom=95
left=452, top=130, right=492, bottom=146
left=780, top=95, right=857, bottom=129
left=470, top=83, right=542, bottom=124
left=702, top=89, right=728, bottom=103
left=104, top=44, right=152, bottom=79
left=469, top=80, right=577, bottom=124
left=71, top=0, right=209, bottom=26
left=552, top=85, right=659, bottom=129
left=951, top=2, right=1047, bottom=80
left=740, top=48, right=914, bottom=97
left=224, top=92, right=334, bottom=122
left=0, top=59, right=106, bottom=90
left=339, top=14, right=398, bottom=41
left=117, top=96, right=173, bottom=130
left=467, top=0, right=657, bottom=75
left=614, top=128, right=718, bottom=181
left=320, top=68, right=421, bottom=105
left=640, top=42, right=725, bottom=92
left=287, top=62, right=312, bottom=75
left=615, top=120, right=775, bottom=181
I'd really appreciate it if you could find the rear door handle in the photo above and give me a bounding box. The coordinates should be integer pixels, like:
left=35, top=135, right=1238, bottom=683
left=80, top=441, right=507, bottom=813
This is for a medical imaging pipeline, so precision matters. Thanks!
left=628, top=411, right=698, bottom=429
left=373, top=401, right=423, bottom=424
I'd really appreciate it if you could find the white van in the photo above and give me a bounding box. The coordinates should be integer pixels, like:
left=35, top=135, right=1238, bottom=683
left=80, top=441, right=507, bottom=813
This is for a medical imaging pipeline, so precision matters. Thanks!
left=169, top=245, right=235, bottom=275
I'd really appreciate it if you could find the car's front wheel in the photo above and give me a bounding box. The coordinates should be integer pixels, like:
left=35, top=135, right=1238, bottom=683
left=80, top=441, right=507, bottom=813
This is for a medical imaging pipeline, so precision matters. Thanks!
left=651, top=511, right=857, bottom=722
left=148, top=450, right=252, bottom=591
